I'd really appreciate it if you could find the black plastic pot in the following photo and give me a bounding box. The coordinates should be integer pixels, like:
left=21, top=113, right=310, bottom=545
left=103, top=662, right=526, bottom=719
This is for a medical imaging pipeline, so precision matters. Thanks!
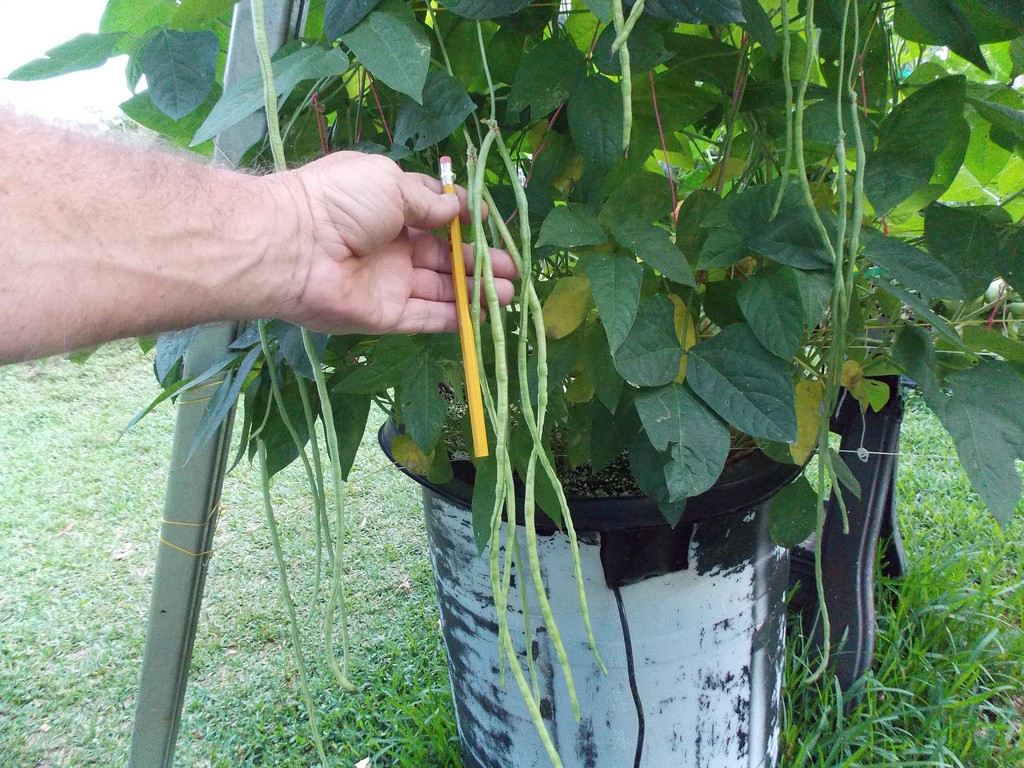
left=380, top=423, right=800, bottom=768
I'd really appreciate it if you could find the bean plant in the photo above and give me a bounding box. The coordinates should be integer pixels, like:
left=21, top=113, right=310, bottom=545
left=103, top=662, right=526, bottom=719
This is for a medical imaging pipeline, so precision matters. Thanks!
left=11, top=0, right=1024, bottom=765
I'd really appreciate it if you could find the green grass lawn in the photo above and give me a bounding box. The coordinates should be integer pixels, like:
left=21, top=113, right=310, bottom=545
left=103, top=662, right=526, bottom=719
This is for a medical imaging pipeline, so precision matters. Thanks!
left=1, top=343, right=1021, bottom=767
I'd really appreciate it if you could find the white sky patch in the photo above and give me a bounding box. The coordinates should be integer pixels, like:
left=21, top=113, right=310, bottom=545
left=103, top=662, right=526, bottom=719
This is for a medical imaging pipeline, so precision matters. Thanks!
left=0, top=1, right=134, bottom=123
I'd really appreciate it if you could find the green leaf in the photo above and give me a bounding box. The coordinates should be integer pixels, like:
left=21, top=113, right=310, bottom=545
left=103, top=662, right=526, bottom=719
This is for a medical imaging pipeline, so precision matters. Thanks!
left=329, top=393, right=372, bottom=481
left=324, top=0, right=381, bottom=39
left=613, top=295, right=683, bottom=387
left=892, top=324, right=942, bottom=400
left=536, top=205, right=607, bottom=250
left=393, top=71, right=476, bottom=151
left=258, top=376, right=313, bottom=478
left=931, top=361, right=1024, bottom=524
left=702, top=279, right=745, bottom=328
left=140, top=30, right=220, bottom=120
left=769, top=475, right=818, bottom=548
left=192, top=45, right=348, bottom=144
left=995, top=228, right=1019, bottom=290
left=969, top=97, right=1024, bottom=146
left=592, top=16, right=673, bottom=76
left=687, top=323, right=797, bottom=443
left=675, top=190, right=722, bottom=265
left=600, top=169, right=675, bottom=229
left=962, top=326, right=1024, bottom=364
left=737, top=267, right=805, bottom=360
left=584, top=322, right=626, bottom=414
left=698, top=226, right=748, bottom=270
left=889, top=115, right=971, bottom=217
left=865, top=75, right=967, bottom=214
left=154, top=327, right=204, bottom=385
left=510, top=422, right=562, bottom=525
left=587, top=253, right=644, bottom=353
left=568, top=74, right=624, bottom=172
left=925, top=204, right=1009, bottom=297
left=635, top=383, right=730, bottom=498
left=121, top=86, right=222, bottom=149
left=271, top=322, right=329, bottom=380
left=793, top=268, right=833, bottom=328
left=341, top=0, right=430, bottom=103
left=895, top=1, right=1022, bottom=44
left=333, top=335, right=418, bottom=394
left=612, top=219, right=696, bottom=287
left=6, top=33, right=124, bottom=81
left=397, top=349, right=448, bottom=453
left=721, top=184, right=832, bottom=270
left=644, top=0, right=744, bottom=24
left=126, top=353, right=237, bottom=433
left=587, top=398, right=634, bottom=472
left=879, top=76, right=967, bottom=156
left=172, top=0, right=240, bottom=28
left=101, top=0, right=177, bottom=35
left=470, top=454, right=498, bottom=553
left=739, top=0, right=776, bottom=57
left=188, top=345, right=261, bottom=460
left=634, top=72, right=718, bottom=153
left=976, top=0, right=1024, bottom=27
left=440, top=0, right=532, bottom=19
left=584, top=0, right=612, bottom=23
left=860, top=226, right=966, bottom=301
left=879, top=281, right=970, bottom=352
left=508, top=37, right=585, bottom=120
left=896, top=1, right=989, bottom=72
left=628, top=433, right=688, bottom=525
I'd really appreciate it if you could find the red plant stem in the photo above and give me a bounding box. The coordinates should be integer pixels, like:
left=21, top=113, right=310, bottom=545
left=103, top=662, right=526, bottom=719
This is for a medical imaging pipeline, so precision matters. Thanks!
left=987, top=284, right=1007, bottom=330
left=368, top=75, right=393, bottom=144
left=649, top=70, right=678, bottom=225
left=525, top=103, right=565, bottom=187
left=586, top=18, right=601, bottom=59
left=311, top=92, right=330, bottom=156
left=859, top=67, right=869, bottom=118
left=354, top=67, right=365, bottom=144
left=504, top=102, right=568, bottom=227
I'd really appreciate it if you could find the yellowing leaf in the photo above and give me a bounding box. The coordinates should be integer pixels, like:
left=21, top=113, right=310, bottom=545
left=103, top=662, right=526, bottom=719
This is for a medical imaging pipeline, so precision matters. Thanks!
left=565, top=367, right=595, bottom=403
left=790, top=379, right=824, bottom=465
left=669, top=294, right=697, bottom=382
left=542, top=276, right=591, bottom=339
left=553, top=154, right=584, bottom=195
left=841, top=359, right=864, bottom=390
left=703, top=157, right=746, bottom=189
left=391, top=433, right=433, bottom=476
left=840, top=359, right=890, bottom=412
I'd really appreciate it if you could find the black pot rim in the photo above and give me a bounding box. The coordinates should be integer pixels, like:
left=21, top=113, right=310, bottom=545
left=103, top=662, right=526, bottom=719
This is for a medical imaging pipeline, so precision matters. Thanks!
left=378, top=420, right=801, bottom=532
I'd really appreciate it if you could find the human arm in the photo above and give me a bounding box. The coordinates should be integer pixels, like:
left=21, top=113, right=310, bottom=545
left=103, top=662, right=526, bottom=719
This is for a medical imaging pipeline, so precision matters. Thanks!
left=0, top=112, right=516, bottom=363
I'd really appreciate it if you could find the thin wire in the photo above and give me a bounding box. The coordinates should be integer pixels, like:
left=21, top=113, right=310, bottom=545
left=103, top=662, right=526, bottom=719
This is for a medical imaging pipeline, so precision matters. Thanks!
left=158, top=538, right=215, bottom=558
left=161, top=504, right=220, bottom=528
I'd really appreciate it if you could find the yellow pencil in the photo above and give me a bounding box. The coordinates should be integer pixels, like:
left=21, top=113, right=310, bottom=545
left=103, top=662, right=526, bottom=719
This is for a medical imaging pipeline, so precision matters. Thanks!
left=440, top=156, right=489, bottom=458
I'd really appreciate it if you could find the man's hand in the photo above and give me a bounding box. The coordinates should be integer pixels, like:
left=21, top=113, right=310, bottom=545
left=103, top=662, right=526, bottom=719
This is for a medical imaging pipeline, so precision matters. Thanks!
left=0, top=112, right=518, bottom=363
left=275, top=152, right=517, bottom=336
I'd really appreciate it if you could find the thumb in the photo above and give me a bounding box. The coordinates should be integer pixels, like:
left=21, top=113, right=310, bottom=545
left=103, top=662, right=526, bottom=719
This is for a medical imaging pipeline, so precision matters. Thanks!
left=401, top=174, right=462, bottom=230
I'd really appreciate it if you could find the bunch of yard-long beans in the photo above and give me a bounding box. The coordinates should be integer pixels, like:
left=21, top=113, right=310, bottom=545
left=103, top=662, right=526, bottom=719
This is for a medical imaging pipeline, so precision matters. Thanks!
left=242, top=0, right=871, bottom=763
left=783, top=0, right=869, bottom=681
left=245, top=2, right=612, bottom=764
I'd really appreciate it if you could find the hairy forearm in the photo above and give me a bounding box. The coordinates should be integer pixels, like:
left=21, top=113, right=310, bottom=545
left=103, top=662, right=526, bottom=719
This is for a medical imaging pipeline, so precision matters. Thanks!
left=0, top=113, right=304, bottom=363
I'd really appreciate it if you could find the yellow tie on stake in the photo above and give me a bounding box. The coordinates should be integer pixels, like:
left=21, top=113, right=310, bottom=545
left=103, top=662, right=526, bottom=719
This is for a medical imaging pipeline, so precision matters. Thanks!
left=440, top=156, right=488, bottom=458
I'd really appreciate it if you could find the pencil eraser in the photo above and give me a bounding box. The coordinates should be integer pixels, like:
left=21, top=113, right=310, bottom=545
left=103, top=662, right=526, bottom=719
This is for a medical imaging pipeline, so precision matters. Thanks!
left=440, top=155, right=451, bottom=164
